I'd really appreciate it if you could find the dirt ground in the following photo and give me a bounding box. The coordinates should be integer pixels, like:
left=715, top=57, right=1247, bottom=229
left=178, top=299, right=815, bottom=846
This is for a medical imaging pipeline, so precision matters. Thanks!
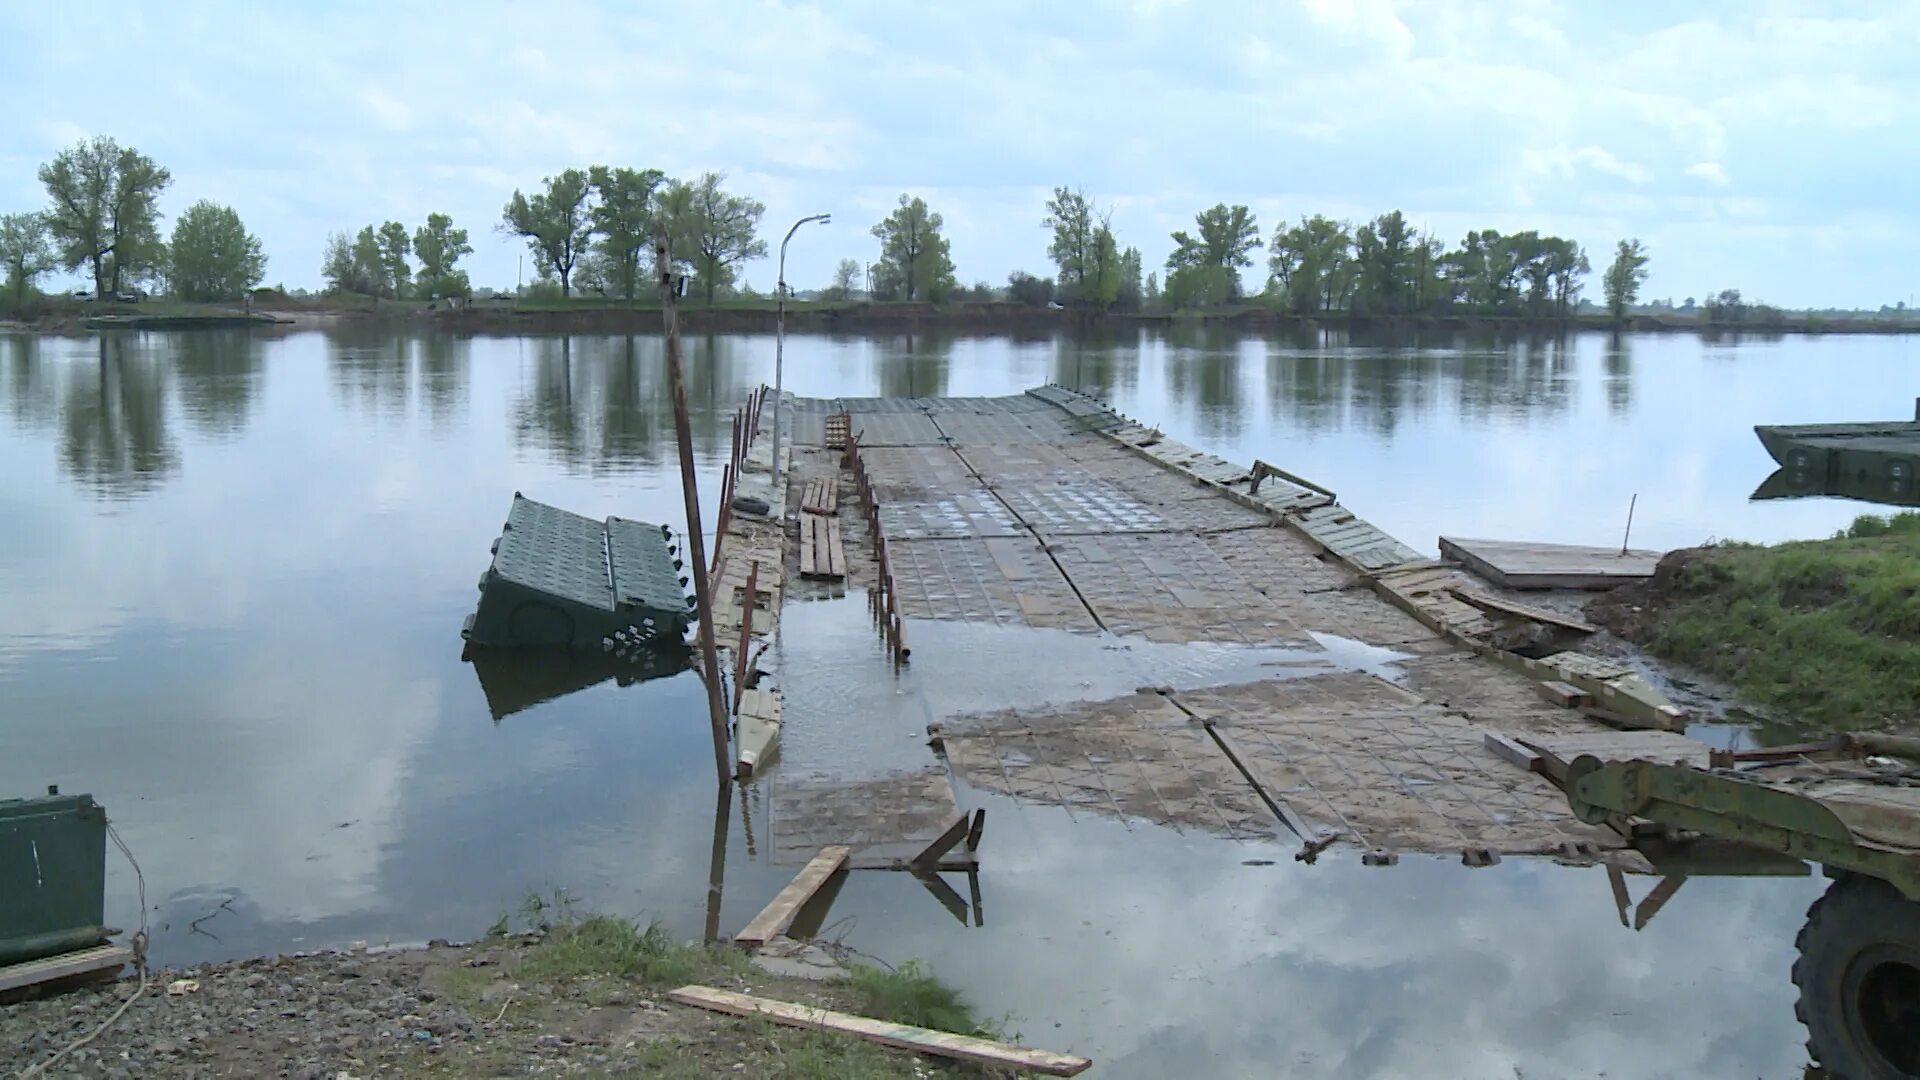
left=1, top=932, right=974, bottom=1079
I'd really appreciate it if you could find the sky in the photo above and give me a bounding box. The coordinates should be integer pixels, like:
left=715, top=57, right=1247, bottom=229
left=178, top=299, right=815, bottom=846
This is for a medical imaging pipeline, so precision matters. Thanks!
left=2, top=0, right=1916, bottom=309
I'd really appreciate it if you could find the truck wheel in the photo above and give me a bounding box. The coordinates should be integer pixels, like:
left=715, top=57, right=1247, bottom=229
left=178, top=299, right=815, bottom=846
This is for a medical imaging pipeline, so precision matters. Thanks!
left=1795, top=874, right=1920, bottom=1079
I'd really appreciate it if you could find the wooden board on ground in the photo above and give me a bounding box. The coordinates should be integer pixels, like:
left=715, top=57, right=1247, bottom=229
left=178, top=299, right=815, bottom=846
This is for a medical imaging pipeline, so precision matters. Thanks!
left=667, top=985, right=1093, bottom=1076
left=735, top=845, right=850, bottom=948
left=801, top=476, right=839, bottom=515
left=0, top=944, right=132, bottom=994
left=1448, top=587, right=1599, bottom=633
left=799, top=513, right=845, bottom=580
left=1439, top=536, right=1662, bottom=590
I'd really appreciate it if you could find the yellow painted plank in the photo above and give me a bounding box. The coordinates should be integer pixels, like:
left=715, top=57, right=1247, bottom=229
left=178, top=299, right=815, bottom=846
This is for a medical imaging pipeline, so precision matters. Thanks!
left=667, top=984, right=1093, bottom=1076
left=734, top=845, right=849, bottom=947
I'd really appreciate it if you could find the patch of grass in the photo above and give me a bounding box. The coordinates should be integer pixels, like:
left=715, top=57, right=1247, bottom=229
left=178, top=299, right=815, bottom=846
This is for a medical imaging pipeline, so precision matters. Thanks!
left=848, top=959, right=979, bottom=1035
left=516, top=912, right=747, bottom=988
left=1640, top=529, right=1920, bottom=727
left=762, top=1027, right=904, bottom=1079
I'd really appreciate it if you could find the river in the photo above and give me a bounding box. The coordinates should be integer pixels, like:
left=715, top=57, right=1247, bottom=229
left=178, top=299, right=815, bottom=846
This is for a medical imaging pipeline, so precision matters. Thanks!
left=3, top=325, right=1914, bottom=1076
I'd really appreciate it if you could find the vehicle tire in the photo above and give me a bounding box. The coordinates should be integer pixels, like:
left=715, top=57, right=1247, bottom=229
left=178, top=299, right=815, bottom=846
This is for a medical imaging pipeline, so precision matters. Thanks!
left=731, top=494, right=771, bottom=517
left=1794, top=873, right=1920, bottom=1079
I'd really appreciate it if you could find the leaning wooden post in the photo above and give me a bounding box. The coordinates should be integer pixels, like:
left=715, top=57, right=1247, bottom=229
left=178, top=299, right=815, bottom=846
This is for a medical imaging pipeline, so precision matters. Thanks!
left=734, top=559, right=759, bottom=714
left=657, top=224, right=733, bottom=787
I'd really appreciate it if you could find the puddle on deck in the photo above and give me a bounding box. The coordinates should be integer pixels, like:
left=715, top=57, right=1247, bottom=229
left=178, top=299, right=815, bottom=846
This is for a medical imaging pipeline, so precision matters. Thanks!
left=765, top=591, right=1401, bottom=780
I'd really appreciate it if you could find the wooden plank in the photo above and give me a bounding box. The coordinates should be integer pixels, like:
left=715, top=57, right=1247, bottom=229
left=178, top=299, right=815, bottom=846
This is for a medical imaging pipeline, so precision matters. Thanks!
left=1449, top=587, right=1599, bottom=634
left=1440, top=536, right=1661, bottom=590
left=799, top=511, right=818, bottom=577
left=910, top=813, right=972, bottom=871
left=1536, top=680, right=1594, bottom=709
left=1483, top=732, right=1542, bottom=772
left=666, top=985, right=1093, bottom=1076
left=826, top=517, right=846, bottom=579
left=735, top=845, right=851, bottom=948
left=0, top=944, right=131, bottom=993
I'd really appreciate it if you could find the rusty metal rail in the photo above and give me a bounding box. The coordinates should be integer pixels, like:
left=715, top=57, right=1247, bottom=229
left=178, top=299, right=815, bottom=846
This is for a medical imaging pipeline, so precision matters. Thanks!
left=845, top=432, right=909, bottom=665
left=711, top=385, right=769, bottom=576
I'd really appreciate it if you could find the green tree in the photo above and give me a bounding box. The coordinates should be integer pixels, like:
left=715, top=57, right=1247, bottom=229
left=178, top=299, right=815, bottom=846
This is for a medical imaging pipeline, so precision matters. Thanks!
left=1603, top=238, right=1650, bottom=322
left=659, top=172, right=766, bottom=303
left=0, top=212, right=55, bottom=307
left=38, top=136, right=171, bottom=295
left=1084, top=222, right=1121, bottom=308
left=1705, top=287, right=1746, bottom=323
left=1167, top=203, right=1260, bottom=299
left=587, top=166, right=665, bottom=300
left=870, top=194, right=955, bottom=303
left=1351, top=210, right=1417, bottom=315
left=377, top=221, right=412, bottom=298
left=1163, top=264, right=1236, bottom=310
left=166, top=201, right=266, bottom=301
left=1267, top=215, right=1353, bottom=314
left=1115, top=246, right=1143, bottom=311
left=1545, top=238, right=1589, bottom=318
left=1042, top=186, right=1097, bottom=302
left=825, top=258, right=861, bottom=301
left=413, top=213, right=473, bottom=300
left=1007, top=271, right=1054, bottom=307
left=352, top=226, right=388, bottom=296
left=502, top=168, right=594, bottom=297
left=320, top=232, right=356, bottom=294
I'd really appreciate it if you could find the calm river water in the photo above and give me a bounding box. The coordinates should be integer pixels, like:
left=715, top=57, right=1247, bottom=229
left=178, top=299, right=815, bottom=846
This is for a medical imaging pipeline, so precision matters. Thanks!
left=3, top=325, right=1915, bottom=1077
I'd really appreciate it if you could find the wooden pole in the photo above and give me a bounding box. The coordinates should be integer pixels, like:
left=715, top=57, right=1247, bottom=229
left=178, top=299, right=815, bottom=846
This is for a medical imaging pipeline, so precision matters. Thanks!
left=703, top=782, right=731, bottom=945
left=734, top=559, right=759, bottom=713
left=658, top=224, right=733, bottom=788
left=1620, top=493, right=1638, bottom=556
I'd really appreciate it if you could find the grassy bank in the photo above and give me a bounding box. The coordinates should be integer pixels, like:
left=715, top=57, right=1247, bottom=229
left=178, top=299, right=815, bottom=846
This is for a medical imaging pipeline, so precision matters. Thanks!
left=3, top=899, right=1005, bottom=1079
left=1591, top=513, right=1920, bottom=729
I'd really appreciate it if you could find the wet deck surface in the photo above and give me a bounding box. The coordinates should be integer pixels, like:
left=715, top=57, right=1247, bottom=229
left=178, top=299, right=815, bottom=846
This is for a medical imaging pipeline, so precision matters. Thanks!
left=752, top=388, right=1680, bottom=866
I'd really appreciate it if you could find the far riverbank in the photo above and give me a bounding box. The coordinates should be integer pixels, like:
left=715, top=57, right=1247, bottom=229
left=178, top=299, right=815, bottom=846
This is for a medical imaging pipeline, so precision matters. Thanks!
left=8, top=296, right=1920, bottom=339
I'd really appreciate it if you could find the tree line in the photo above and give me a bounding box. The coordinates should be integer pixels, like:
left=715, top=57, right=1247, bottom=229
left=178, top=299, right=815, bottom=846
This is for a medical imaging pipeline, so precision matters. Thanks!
left=1019, top=190, right=1654, bottom=322
left=0, top=134, right=1726, bottom=325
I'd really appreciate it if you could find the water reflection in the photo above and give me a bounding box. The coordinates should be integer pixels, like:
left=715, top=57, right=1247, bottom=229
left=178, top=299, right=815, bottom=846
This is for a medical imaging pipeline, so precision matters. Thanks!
left=465, top=645, right=692, bottom=722
left=1603, top=333, right=1634, bottom=415
left=512, top=334, right=746, bottom=470
left=173, top=330, right=265, bottom=437
left=872, top=332, right=952, bottom=399
left=1052, top=330, right=1139, bottom=402
left=327, top=328, right=413, bottom=418
left=417, top=333, right=469, bottom=426
left=59, top=336, right=178, bottom=498
left=2, top=335, right=55, bottom=431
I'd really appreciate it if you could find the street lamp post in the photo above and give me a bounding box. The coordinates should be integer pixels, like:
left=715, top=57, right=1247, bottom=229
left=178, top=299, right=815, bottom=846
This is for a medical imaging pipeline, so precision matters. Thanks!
left=772, top=213, right=830, bottom=505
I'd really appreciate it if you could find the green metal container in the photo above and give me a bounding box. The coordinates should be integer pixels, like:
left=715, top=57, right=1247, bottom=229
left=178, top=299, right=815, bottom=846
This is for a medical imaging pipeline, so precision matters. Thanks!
left=0, top=790, right=110, bottom=966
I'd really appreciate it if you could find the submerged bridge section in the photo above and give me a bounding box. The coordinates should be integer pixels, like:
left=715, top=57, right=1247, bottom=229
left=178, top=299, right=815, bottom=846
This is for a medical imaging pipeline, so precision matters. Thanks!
left=753, top=387, right=1697, bottom=867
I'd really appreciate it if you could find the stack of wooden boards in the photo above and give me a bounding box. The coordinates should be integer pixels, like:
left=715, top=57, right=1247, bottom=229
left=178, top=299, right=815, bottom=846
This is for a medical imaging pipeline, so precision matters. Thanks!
left=799, top=475, right=845, bottom=580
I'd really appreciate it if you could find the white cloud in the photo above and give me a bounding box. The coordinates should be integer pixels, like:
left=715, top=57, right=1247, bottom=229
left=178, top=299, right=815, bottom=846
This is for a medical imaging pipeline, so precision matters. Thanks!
left=1686, top=161, right=1730, bottom=186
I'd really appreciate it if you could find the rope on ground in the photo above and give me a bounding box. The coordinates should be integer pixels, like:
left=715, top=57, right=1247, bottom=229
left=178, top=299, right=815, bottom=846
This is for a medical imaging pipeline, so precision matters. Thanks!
left=14, top=820, right=151, bottom=1080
